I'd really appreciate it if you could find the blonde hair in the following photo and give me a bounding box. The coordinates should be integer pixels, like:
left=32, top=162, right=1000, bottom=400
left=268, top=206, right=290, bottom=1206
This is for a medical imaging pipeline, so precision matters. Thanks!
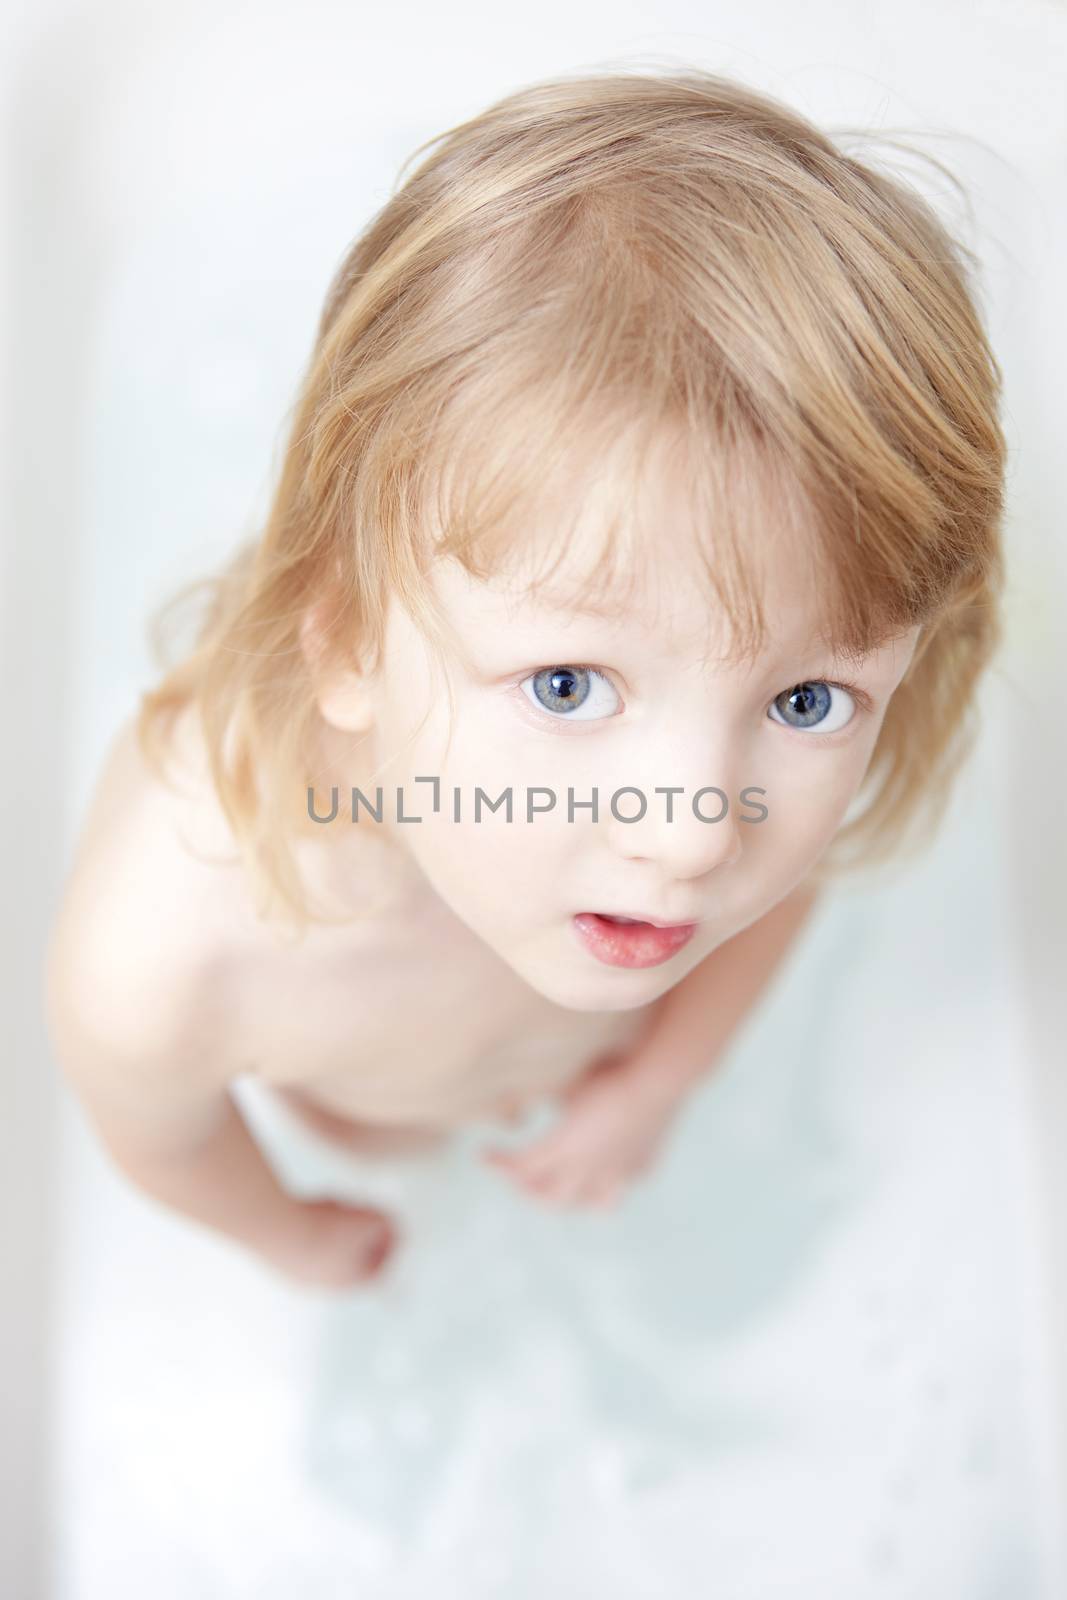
left=138, top=66, right=1007, bottom=933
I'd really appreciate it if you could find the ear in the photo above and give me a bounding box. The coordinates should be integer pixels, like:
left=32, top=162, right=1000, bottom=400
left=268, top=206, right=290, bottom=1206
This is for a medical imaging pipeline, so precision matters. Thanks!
left=300, top=597, right=377, bottom=734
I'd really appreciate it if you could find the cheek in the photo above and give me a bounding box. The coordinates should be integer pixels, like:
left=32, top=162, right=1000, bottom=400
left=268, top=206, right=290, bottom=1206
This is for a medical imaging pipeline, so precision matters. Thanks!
left=393, top=687, right=550, bottom=799
left=405, top=812, right=566, bottom=946
left=756, top=742, right=876, bottom=853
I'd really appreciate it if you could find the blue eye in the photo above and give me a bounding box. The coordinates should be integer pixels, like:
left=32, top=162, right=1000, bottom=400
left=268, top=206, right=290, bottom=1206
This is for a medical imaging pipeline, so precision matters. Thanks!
left=520, top=665, right=621, bottom=721
left=767, top=680, right=856, bottom=735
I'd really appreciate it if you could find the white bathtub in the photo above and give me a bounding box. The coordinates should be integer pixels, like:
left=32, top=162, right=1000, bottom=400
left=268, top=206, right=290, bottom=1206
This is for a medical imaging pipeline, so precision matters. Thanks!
left=5, top=5, right=1066, bottom=1595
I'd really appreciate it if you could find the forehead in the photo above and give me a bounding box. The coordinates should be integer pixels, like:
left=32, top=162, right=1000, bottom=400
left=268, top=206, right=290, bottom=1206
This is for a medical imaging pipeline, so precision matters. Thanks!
left=426, top=429, right=835, bottom=666
left=411, top=395, right=930, bottom=678
left=419, top=558, right=923, bottom=699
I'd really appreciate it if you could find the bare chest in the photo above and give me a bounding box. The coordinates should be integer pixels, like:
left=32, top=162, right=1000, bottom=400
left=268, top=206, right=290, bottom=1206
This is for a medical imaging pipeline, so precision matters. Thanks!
left=226, top=910, right=648, bottom=1126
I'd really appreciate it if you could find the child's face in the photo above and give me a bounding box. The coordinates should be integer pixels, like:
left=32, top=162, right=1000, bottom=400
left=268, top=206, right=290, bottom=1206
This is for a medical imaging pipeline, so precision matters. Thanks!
left=324, top=456, right=921, bottom=1013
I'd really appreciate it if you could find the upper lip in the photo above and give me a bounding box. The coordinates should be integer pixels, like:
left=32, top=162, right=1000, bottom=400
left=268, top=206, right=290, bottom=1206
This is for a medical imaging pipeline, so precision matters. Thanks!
left=585, top=910, right=702, bottom=929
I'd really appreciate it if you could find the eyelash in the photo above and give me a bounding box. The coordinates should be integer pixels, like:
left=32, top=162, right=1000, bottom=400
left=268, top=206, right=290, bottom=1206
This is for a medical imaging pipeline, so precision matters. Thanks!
left=514, top=664, right=875, bottom=733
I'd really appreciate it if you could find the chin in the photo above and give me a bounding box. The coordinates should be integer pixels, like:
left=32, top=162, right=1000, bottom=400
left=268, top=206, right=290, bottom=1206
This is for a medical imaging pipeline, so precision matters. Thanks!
left=514, top=958, right=670, bottom=1014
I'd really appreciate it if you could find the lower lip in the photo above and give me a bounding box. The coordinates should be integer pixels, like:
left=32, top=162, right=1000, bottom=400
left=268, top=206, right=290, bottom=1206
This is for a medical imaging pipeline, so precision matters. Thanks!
left=571, top=912, right=697, bottom=969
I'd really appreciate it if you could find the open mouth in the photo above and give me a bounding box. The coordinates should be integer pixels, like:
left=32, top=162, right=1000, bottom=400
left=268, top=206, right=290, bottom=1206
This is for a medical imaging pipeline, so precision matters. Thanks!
left=572, top=912, right=697, bottom=969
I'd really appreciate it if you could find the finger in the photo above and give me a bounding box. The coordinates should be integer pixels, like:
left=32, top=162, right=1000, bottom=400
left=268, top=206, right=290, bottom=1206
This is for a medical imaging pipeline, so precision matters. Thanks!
left=532, top=1184, right=579, bottom=1209
left=485, top=1150, right=561, bottom=1194
left=521, top=1148, right=587, bottom=1192
left=508, top=1161, right=564, bottom=1199
left=489, top=1138, right=566, bottom=1178
left=482, top=1145, right=543, bottom=1167
left=514, top=1158, right=562, bottom=1189
left=511, top=1153, right=564, bottom=1186
left=532, top=1167, right=591, bottom=1207
left=565, top=1174, right=619, bottom=1207
left=565, top=1181, right=620, bottom=1210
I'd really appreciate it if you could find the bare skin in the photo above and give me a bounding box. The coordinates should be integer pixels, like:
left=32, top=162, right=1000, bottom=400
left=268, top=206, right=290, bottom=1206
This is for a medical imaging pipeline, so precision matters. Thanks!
left=160, top=705, right=651, bottom=1141
left=47, top=434, right=920, bottom=1293
left=46, top=701, right=655, bottom=1290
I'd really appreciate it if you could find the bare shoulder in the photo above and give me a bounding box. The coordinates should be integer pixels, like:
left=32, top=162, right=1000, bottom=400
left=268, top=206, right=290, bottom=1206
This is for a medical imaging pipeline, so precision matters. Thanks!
left=45, top=702, right=253, bottom=1088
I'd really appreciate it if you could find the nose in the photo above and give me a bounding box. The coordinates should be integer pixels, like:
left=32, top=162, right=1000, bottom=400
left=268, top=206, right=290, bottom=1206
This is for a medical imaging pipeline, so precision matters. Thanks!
left=602, top=773, right=744, bottom=881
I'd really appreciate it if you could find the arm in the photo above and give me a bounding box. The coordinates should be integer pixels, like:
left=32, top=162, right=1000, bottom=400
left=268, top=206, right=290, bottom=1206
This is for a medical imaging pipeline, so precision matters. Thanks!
left=606, top=878, right=823, bottom=1108
left=43, top=909, right=309, bottom=1257
left=42, top=877, right=394, bottom=1290
left=483, top=880, right=823, bottom=1207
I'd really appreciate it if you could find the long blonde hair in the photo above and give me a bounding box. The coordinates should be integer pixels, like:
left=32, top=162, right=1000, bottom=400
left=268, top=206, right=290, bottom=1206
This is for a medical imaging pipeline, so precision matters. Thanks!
left=138, top=66, right=1006, bottom=932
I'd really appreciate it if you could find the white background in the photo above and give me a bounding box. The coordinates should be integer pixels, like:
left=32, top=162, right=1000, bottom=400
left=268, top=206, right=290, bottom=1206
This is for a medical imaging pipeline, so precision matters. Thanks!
left=2, top=1, right=1065, bottom=1595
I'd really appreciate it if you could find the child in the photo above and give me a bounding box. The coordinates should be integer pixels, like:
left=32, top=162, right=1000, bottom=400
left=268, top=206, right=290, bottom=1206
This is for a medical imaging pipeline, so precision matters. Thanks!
left=44, top=67, right=1005, bottom=1294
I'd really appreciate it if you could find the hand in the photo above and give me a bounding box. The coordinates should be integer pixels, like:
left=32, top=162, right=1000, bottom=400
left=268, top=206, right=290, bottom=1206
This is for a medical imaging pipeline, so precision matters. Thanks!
left=480, top=1050, right=682, bottom=1210
left=255, top=1198, right=401, bottom=1292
